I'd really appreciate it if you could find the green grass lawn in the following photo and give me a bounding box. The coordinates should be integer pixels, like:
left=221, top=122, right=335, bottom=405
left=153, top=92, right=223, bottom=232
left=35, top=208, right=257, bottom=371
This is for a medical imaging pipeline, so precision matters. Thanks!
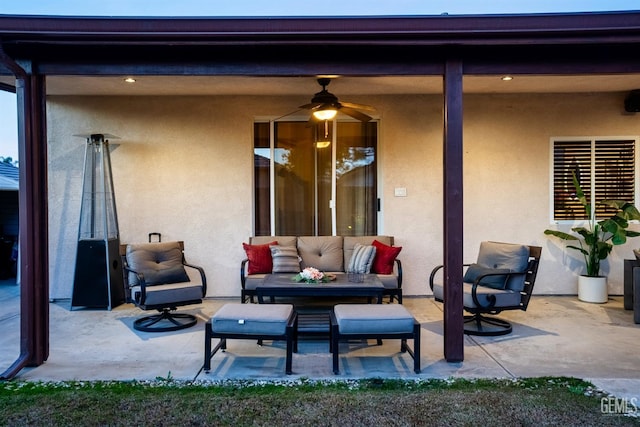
left=1, top=377, right=638, bottom=426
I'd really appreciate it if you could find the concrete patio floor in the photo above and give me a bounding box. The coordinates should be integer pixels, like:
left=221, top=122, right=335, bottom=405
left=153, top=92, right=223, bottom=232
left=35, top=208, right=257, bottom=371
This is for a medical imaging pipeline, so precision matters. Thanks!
left=1, top=278, right=639, bottom=403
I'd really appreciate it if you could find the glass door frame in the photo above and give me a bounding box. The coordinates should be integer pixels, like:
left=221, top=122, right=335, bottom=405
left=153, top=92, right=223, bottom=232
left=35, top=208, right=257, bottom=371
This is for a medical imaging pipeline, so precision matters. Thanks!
left=259, top=116, right=378, bottom=236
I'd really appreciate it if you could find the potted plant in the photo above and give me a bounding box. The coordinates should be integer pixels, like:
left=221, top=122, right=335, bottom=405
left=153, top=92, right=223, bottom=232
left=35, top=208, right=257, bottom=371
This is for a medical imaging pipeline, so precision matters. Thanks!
left=544, top=172, right=640, bottom=303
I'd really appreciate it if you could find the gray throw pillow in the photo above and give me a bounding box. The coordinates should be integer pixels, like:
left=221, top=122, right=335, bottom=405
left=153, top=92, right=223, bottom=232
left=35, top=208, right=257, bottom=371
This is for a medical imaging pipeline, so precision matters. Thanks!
left=463, top=264, right=510, bottom=289
left=347, top=244, right=376, bottom=274
left=126, top=242, right=189, bottom=286
left=476, top=242, right=530, bottom=291
left=270, top=245, right=301, bottom=273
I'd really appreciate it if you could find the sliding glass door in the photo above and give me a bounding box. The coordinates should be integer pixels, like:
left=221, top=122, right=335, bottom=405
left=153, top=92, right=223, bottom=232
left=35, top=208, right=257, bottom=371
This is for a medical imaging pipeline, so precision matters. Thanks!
left=253, top=120, right=377, bottom=237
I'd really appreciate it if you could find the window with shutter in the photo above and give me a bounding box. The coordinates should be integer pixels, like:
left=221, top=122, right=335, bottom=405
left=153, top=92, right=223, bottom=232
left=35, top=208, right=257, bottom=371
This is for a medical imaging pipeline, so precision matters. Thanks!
left=551, top=138, right=637, bottom=222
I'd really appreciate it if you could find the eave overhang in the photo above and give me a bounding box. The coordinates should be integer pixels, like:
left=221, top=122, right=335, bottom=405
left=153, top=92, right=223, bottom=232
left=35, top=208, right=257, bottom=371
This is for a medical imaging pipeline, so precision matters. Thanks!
left=1, top=12, right=640, bottom=45
left=1, top=12, right=640, bottom=76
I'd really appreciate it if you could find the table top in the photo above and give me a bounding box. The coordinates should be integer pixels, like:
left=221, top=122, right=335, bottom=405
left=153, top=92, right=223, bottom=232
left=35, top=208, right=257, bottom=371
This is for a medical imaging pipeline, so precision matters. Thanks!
left=263, top=273, right=382, bottom=287
left=256, top=273, right=384, bottom=300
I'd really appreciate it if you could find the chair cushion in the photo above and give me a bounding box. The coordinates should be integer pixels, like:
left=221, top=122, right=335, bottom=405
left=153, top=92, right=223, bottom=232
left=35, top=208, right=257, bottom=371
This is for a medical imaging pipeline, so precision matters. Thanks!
left=334, top=304, right=415, bottom=334
left=432, top=282, right=522, bottom=309
left=476, top=242, right=530, bottom=291
left=298, top=236, right=344, bottom=272
left=346, top=243, right=377, bottom=274
left=270, top=245, right=301, bottom=273
left=211, top=303, right=293, bottom=335
left=371, top=240, right=402, bottom=275
left=126, top=241, right=189, bottom=286
left=243, top=241, right=277, bottom=274
left=463, top=264, right=511, bottom=290
left=132, top=282, right=203, bottom=306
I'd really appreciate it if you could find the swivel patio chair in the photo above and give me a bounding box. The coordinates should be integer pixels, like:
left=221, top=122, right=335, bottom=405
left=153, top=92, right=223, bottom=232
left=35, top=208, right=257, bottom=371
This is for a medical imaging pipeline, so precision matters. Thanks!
left=120, top=240, right=207, bottom=332
left=429, top=241, right=541, bottom=336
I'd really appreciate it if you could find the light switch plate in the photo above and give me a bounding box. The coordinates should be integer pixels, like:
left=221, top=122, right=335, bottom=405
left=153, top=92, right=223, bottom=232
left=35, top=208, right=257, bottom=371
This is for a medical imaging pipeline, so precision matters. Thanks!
left=394, top=187, right=407, bottom=197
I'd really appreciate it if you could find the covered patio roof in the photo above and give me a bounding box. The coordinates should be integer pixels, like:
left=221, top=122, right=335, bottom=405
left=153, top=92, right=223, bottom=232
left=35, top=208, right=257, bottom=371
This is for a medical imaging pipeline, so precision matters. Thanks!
left=3, top=12, right=640, bottom=77
left=1, top=11, right=640, bottom=379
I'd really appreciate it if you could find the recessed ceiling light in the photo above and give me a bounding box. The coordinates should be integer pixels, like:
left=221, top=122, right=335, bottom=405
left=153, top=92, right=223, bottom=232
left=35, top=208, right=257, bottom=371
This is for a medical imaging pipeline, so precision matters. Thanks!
left=124, top=77, right=136, bottom=83
left=501, top=76, right=513, bottom=81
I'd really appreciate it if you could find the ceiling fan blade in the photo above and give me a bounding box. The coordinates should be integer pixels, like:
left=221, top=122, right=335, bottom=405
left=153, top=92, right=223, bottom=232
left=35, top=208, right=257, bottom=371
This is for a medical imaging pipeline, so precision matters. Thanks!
left=299, top=102, right=322, bottom=110
left=340, top=101, right=376, bottom=112
left=300, top=78, right=376, bottom=123
left=339, top=106, right=372, bottom=122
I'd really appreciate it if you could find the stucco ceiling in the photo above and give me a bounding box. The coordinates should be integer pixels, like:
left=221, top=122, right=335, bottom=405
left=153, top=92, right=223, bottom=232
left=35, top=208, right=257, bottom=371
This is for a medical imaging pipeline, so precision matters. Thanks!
left=2, top=74, right=640, bottom=95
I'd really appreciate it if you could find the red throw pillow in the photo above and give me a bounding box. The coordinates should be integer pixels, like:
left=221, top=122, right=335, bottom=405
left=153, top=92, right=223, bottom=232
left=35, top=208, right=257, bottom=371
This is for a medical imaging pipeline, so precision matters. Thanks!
left=371, top=239, right=402, bottom=274
left=243, top=241, right=277, bottom=274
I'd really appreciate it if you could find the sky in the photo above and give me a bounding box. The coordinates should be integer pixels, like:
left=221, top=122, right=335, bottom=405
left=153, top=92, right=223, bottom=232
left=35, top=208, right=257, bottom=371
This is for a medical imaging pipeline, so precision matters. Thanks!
left=1, top=0, right=638, bottom=17
left=1, top=0, right=639, bottom=162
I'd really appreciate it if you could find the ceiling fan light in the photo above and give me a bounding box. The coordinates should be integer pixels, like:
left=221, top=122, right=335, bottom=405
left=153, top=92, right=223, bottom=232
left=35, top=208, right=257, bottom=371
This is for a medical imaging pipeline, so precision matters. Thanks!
left=315, top=140, right=331, bottom=149
left=313, top=109, right=337, bottom=120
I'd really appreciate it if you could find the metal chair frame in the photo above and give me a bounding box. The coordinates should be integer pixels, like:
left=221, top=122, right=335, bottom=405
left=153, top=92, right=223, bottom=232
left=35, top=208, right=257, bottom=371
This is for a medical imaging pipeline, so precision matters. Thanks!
left=429, top=244, right=542, bottom=336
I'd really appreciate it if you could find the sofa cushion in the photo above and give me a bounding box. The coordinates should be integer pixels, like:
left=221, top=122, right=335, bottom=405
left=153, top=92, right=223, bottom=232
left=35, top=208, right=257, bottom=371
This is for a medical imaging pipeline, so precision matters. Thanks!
left=346, top=243, right=376, bottom=274
left=244, top=274, right=268, bottom=291
left=371, top=239, right=402, bottom=275
left=250, top=236, right=297, bottom=248
left=476, top=241, right=530, bottom=291
left=243, top=241, right=277, bottom=274
left=270, top=245, right=301, bottom=273
left=126, top=241, right=189, bottom=286
left=298, top=236, right=344, bottom=272
left=377, top=273, right=400, bottom=289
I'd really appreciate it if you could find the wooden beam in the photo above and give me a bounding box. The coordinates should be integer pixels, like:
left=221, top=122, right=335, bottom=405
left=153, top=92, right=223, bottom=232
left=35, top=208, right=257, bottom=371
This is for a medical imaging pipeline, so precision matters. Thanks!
left=20, top=73, right=49, bottom=368
left=0, top=73, right=49, bottom=380
left=442, top=57, right=464, bottom=363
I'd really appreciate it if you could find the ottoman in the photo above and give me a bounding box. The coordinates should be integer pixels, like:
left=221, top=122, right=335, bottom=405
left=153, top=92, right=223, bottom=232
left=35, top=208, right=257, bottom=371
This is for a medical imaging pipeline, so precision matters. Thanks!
left=330, top=304, right=420, bottom=374
left=204, top=303, right=297, bottom=374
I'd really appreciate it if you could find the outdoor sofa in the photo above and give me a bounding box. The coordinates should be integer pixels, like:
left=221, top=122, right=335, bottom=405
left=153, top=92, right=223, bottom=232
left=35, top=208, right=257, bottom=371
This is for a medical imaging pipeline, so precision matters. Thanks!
left=240, top=235, right=402, bottom=304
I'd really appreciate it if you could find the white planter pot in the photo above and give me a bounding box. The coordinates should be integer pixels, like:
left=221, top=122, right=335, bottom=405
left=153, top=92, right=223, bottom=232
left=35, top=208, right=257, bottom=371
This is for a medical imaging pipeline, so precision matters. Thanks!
left=578, top=275, right=608, bottom=303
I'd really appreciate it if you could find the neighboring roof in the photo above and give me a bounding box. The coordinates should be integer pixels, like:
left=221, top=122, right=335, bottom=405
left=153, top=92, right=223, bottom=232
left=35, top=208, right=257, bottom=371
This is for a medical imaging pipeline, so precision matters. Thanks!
left=0, top=162, right=18, bottom=190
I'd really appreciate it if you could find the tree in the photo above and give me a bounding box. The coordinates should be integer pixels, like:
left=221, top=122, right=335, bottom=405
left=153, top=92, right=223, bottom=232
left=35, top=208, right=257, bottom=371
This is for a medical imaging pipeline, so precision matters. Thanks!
left=0, top=156, right=17, bottom=166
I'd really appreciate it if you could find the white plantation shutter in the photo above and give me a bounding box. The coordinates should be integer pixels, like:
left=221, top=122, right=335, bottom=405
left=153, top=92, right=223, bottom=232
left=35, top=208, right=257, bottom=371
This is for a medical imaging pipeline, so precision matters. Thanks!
left=552, top=138, right=636, bottom=221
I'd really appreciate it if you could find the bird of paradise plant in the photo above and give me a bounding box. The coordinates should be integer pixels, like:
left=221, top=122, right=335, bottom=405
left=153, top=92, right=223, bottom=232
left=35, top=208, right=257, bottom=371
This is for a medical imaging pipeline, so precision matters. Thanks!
left=544, top=172, right=640, bottom=277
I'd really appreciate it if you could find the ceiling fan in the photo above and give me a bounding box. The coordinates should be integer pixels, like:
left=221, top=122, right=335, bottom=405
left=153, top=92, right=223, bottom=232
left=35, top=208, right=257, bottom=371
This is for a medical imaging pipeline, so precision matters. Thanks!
left=299, top=77, right=375, bottom=123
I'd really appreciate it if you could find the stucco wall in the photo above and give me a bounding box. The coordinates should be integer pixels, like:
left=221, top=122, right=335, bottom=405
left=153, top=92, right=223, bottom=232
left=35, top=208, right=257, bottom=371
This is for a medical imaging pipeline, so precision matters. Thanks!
left=46, top=92, right=640, bottom=299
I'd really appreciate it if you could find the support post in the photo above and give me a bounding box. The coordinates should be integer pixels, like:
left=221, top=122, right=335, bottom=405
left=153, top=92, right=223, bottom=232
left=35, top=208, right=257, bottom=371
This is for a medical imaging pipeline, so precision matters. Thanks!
left=443, top=58, right=464, bottom=362
left=0, top=72, right=49, bottom=379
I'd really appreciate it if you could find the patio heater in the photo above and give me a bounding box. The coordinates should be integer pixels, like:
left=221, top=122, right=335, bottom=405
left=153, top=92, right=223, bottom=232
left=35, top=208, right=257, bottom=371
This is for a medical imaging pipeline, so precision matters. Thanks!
left=71, top=133, right=125, bottom=310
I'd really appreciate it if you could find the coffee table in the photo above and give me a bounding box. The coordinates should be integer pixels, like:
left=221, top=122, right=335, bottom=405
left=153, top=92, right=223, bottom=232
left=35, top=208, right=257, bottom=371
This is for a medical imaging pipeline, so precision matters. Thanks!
left=256, top=273, right=384, bottom=301
left=256, top=273, right=385, bottom=336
